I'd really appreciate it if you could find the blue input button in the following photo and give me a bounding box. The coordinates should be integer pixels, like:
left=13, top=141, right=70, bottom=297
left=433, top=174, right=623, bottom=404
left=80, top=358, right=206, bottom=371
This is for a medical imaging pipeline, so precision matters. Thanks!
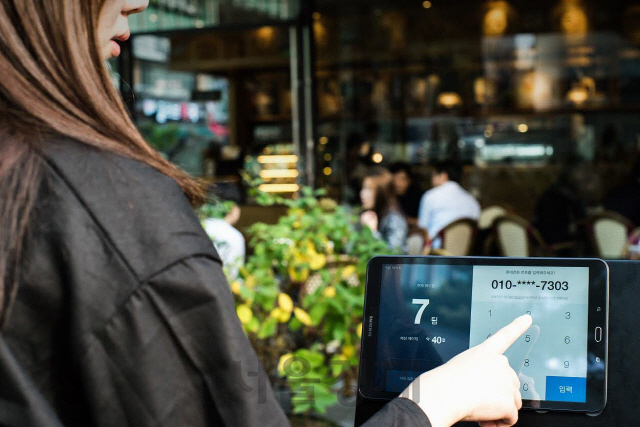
left=545, top=376, right=587, bottom=402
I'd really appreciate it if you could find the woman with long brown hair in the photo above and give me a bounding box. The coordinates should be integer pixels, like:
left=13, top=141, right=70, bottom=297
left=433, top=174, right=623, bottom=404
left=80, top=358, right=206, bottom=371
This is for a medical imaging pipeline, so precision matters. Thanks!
left=0, top=1, right=528, bottom=427
left=359, top=167, right=408, bottom=251
left=0, top=1, right=287, bottom=426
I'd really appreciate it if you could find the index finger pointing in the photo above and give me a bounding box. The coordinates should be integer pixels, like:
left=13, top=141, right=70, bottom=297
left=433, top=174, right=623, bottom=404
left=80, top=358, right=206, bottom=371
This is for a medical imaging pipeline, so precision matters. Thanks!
left=481, top=314, right=533, bottom=354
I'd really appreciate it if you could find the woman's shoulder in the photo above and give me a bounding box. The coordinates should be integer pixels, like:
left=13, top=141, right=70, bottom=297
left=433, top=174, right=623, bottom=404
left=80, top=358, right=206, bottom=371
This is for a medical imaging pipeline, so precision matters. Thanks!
left=39, top=138, right=220, bottom=278
left=41, top=138, right=180, bottom=199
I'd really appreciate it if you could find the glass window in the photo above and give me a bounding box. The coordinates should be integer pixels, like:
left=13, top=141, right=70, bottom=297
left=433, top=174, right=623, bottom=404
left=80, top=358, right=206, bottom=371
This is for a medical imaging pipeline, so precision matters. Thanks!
left=129, top=0, right=300, bottom=33
left=310, top=1, right=640, bottom=257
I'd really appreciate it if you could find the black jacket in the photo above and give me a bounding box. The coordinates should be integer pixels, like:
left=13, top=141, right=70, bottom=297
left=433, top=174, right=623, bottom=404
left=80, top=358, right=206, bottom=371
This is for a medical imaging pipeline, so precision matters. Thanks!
left=1, top=139, right=430, bottom=427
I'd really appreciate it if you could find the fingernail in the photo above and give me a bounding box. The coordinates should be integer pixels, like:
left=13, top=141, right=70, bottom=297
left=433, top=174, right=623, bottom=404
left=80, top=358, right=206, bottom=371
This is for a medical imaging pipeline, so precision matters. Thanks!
left=519, top=314, right=533, bottom=323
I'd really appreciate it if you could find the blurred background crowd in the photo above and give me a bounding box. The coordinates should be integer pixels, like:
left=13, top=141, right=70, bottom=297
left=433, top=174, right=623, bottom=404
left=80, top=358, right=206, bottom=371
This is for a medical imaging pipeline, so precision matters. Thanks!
left=113, top=0, right=640, bottom=265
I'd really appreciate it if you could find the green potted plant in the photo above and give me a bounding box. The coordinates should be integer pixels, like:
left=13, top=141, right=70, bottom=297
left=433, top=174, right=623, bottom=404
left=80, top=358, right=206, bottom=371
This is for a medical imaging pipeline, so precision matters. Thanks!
left=227, top=182, right=397, bottom=422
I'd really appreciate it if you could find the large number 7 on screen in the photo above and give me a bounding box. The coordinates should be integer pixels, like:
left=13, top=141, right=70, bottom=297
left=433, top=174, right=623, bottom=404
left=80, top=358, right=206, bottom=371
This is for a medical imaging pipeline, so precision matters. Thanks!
left=412, top=299, right=430, bottom=324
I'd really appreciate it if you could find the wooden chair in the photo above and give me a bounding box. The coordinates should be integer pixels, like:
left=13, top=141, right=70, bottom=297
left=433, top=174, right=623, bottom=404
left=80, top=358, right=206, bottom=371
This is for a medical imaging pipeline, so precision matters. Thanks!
left=492, top=214, right=568, bottom=257
left=585, top=211, right=635, bottom=259
left=435, top=218, right=477, bottom=256
left=406, top=227, right=430, bottom=256
left=478, top=205, right=508, bottom=230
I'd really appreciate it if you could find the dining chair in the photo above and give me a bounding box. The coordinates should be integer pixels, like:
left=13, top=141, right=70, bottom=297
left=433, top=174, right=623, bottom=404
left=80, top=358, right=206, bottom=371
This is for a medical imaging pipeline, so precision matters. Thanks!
left=585, top=211, right=635, bottom=259
left=435, top=218, right=477, bottom=256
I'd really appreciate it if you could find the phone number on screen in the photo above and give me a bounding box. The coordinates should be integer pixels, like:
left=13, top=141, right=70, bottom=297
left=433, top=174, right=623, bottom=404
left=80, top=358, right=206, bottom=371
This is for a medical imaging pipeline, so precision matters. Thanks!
left=490, top=280, right=569, bottom=291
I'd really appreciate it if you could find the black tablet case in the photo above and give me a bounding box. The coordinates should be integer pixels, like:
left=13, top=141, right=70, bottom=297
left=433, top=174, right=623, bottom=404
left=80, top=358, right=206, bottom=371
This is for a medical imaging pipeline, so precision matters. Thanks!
left=355, top=260, right=639, bottom=426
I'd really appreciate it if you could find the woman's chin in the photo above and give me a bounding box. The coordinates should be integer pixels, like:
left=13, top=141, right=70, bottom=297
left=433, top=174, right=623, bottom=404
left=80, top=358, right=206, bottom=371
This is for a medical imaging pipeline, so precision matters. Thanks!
left=109, top=40, right=121, bottom=58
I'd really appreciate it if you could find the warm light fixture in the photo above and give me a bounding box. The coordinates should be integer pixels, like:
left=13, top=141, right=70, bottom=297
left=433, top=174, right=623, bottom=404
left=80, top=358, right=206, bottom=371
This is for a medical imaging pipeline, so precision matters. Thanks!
left=323, top=167, right=332, bottom=176
left=559, top=1, right=588, bottom=35
left=256, top=26, right=276, bottom=44
left=474, top=77, right=488, bottom=105
left=437, top=92, right=463, bottom=108
left=314, top=21, right=328, bottom=46
left=259, top=184, right=300, bottom=193
left=518, top=124, right=529, bottom=133
left=531, top=71, right=554, bottom=110
left=324, top=153, right=332, bottom=161
left=259, top=169, right=299, bottom=179
left=422, top=1, right=432, bottom=8
left=319, top=136, right=329, bottom=145
left=566, top=86, right=588, bottom=105
left=372, top=153, right=384, bottom=163
left=565, top=76, right=595, bottom=106
left=483, top=1, right=509, bottom=36
left=257, top=155, right=298, bottom=164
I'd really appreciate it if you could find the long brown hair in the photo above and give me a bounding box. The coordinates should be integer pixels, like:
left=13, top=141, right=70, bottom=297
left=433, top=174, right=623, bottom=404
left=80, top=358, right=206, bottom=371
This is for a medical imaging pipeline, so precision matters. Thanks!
left=0, top=0, right=204, bottom=326
left=363, top=167, right=400, bottom=220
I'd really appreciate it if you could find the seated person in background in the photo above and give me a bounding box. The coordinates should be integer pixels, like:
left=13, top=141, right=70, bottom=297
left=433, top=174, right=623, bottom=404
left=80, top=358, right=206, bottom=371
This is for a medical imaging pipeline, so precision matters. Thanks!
left=418, top=161, right=480, bottom=248
left=605, top=160, right=640, bottom=226
left=360, top=167, right=408, bottom=251
left=389, top=162, right=424, bottom=226
left=534, top=158, right=589, bottom=248
left=202, top=201, right=246, bottom=281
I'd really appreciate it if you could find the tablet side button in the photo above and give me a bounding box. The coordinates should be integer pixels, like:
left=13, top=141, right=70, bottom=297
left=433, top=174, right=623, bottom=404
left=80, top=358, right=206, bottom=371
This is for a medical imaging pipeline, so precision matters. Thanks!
left=595, top=326, right=602, bottom=342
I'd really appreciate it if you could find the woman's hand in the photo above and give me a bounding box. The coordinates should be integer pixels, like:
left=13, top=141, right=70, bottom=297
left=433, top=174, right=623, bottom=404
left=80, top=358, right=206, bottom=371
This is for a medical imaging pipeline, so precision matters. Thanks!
left=360, top=210, right=379, bottom=232
left=400, top=314, right=532, bottom=427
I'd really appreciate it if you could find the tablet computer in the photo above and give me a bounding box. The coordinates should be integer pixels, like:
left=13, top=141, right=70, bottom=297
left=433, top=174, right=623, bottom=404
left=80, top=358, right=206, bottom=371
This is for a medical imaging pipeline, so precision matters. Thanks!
left=358, top=256, right=608, bottom=414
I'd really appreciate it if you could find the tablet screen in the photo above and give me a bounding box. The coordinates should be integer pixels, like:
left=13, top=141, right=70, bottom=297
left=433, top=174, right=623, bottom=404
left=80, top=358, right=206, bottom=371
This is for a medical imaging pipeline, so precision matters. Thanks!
left=360, top=257, right=608, bottom=412
left=377, top=263, right=588, bottom=401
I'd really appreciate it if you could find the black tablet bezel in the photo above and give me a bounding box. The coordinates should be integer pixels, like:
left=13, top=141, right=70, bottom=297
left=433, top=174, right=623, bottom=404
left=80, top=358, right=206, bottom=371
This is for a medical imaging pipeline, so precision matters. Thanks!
left=358, top=256, right=608, bottom=413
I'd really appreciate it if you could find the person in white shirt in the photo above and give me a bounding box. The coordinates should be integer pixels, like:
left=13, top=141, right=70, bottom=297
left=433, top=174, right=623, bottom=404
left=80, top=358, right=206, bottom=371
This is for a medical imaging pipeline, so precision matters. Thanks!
left=203, top=204, right=246, bottom=281
left=418, top=161, right=480, bottom=248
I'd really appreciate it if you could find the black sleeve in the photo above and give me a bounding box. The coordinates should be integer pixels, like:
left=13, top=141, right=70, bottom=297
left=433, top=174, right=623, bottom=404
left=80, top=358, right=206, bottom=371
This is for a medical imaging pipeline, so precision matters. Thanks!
left=81, top=255, right=290, bottom=427
left=0, top=337, right=66, bottom=427
left=361, top=398, right=432, bottom=427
